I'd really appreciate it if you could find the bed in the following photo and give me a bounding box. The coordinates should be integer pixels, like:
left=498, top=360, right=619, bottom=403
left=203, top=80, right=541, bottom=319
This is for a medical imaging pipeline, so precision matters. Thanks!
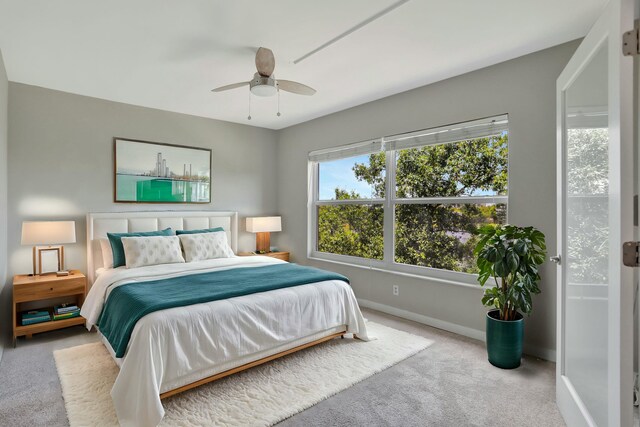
left=81, top=211, right=369, bottom=427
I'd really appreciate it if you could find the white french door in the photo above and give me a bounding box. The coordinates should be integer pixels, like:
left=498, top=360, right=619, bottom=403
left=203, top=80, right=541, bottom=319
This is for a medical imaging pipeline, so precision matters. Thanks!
left=556, top=0, right=636, bottom=426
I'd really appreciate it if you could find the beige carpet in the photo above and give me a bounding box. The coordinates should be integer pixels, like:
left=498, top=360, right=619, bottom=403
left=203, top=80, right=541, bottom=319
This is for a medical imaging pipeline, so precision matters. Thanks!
left=54, top=322, right=432, bottom=426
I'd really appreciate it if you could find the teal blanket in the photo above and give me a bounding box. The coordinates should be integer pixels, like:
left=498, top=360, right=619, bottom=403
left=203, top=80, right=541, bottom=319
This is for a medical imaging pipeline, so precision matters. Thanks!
left=98, top=263, right=349, bottom=357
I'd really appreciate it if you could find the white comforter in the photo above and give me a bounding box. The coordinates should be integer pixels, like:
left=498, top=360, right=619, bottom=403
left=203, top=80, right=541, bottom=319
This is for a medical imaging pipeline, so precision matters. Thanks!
left=81, top=256, right=369, bottom=427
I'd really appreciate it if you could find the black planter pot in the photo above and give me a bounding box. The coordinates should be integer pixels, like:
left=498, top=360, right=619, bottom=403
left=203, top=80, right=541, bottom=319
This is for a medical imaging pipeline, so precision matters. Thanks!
left=486, top=309, right=524, bottom=369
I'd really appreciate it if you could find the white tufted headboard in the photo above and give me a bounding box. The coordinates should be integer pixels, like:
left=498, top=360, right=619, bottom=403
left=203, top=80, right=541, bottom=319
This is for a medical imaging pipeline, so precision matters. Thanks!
left=86, top=211, right=238, bottom=284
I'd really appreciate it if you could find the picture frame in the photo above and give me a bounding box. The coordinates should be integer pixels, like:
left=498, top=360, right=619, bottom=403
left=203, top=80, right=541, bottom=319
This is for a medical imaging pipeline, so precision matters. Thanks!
left=114, top=138, right=212, bottom=204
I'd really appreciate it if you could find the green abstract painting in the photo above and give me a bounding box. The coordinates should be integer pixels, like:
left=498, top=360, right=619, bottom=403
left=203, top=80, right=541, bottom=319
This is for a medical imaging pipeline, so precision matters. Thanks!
left=114, top=138, right=211, bottom=203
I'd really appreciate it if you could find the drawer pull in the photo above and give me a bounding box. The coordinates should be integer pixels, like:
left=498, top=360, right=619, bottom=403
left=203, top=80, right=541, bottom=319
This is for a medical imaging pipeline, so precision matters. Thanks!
left=50, top=288, right=53, bottom=291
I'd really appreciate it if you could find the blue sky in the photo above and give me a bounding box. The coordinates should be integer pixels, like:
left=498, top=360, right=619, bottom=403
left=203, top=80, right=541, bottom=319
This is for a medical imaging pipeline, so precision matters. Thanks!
left=319, top=155, right=377, bottom=200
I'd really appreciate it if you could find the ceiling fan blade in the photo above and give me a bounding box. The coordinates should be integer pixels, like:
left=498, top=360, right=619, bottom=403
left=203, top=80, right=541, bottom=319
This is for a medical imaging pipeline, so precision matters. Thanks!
left=277, top=80, right=316, bottom=96
left=211, top=82, right=249, bottom=92
left=255, top=47, right=275, bottom=77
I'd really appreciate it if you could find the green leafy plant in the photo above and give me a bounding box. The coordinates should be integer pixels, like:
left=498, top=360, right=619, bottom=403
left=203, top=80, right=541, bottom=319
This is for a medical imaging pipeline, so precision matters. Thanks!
left=474, top=225, right=546, bottom=321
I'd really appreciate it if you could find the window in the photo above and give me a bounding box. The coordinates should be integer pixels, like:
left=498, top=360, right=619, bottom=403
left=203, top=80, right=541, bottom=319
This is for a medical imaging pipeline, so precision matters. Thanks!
left=309, top=115, right=508, bottom=282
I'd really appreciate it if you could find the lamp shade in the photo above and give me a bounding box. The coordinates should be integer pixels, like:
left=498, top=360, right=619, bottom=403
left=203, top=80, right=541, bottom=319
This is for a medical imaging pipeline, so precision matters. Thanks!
left=246, top=217, right=282, bottom=233
left=21, top=221, right=76, bottom=245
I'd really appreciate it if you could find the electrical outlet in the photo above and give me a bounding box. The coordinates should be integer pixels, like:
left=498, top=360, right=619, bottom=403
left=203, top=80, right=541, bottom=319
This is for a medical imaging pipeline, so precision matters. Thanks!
left=392, top=285, right=399, bottom=296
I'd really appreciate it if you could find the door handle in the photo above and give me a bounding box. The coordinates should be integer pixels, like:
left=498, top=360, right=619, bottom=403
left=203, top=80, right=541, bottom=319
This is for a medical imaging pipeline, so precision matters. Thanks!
left=550, top=255, right=561, bottom=264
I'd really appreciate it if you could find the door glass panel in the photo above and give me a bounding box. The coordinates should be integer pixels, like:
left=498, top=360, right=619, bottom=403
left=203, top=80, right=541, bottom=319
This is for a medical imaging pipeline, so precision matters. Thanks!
left=564, top=42, right=608, bottom=426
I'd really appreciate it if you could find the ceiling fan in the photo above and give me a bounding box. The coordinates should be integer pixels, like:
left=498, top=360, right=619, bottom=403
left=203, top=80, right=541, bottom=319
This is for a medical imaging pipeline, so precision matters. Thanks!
left=212, top=47, right=316, bottom=97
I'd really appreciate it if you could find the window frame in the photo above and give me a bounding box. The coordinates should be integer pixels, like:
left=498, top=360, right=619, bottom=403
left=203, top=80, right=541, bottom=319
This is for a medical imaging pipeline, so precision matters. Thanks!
left=308, top=116, right=509, bottom=286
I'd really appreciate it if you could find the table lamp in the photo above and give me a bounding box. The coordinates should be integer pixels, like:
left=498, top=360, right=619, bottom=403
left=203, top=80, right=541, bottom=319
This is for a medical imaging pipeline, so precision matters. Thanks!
left=21, top=221, right=76, bottom=276
left=246, top=216, right=282, bottom=253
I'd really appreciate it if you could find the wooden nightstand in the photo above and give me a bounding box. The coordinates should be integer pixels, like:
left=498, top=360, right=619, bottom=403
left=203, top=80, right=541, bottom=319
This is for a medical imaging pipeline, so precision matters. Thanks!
left=12, top=270, right=86, bottom=347
left=238, top=251, right=290, bottom=262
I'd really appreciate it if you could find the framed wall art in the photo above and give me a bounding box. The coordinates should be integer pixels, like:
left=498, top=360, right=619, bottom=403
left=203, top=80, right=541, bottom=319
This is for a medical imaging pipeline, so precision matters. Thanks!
left=114, top=138, right=212, bottom=203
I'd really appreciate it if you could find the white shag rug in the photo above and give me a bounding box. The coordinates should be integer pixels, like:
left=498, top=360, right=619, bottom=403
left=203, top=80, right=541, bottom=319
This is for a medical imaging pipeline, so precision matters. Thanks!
left=54, top=322, right=433, bottom=427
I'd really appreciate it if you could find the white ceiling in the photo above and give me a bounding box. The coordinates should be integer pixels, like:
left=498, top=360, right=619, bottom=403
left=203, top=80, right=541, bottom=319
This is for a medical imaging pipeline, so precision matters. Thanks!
left=0, top=0, right=605, bottom=130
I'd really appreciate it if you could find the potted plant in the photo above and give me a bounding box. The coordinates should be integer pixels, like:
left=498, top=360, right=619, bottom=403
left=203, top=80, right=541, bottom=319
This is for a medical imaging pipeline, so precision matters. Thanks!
left=474, top=224, right=546, bottom=369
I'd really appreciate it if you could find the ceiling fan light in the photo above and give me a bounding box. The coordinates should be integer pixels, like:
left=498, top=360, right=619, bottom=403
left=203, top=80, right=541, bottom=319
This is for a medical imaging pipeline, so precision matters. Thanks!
left=250, top=84, right=277, bottom=97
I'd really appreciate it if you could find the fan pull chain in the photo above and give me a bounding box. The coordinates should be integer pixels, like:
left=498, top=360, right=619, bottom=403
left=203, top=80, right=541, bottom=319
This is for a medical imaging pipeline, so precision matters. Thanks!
left=277, top=89, right=281, bottom=117
left=247, top=92, right=252, bottom=121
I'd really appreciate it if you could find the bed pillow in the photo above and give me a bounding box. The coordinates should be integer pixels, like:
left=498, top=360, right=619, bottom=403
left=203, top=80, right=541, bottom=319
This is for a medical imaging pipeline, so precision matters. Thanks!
left=99, top=238, right=114, bottom=269
left=121, top=235, right=185, bottom=269
left=107, top=228, right=174, bottom=268
left=178, top=231, right=235, bottom=262
left=176, top=226, right=224, bottom=235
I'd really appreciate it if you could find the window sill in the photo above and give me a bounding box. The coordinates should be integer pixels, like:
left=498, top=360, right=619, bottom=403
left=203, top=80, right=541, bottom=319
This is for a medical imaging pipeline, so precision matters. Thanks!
left=307, top=255, right=483, bottom=290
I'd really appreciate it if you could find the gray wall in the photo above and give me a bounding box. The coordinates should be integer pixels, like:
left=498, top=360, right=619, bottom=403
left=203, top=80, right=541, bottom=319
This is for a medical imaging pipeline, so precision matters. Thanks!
left=7, top=83, right=278, bottom=280
left=276, top=40, right=580, bottom=360
left=3, top=40, right=579, bottom=360
left=0, top=50, right=8, bottom=361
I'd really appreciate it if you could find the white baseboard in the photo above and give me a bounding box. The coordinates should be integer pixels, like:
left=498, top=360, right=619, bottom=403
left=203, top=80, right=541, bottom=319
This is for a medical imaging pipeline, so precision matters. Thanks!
left=358, top=298, right=485, bottom=341
left=357, top=298, right=556, bottom=362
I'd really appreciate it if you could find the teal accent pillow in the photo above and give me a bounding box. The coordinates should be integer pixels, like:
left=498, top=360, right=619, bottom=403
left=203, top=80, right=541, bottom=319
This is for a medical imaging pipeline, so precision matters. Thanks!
left=107, top=228, right=174, bottom=268
left=176, top=227, right=224, bottom=235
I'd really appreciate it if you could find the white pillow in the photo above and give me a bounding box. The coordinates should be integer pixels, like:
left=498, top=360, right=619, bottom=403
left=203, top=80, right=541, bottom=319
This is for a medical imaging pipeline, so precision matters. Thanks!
left=99, top=238, right=114, bottom=269
left=121, top=235, right=185, bottom=269
left=178, top=231, right=235, bottom=262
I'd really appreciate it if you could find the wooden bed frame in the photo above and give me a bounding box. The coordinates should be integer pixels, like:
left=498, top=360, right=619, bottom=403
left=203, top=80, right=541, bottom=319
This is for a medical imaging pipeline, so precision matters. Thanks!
left=160, top=329, right=350, bottom=399
left=86, top=211, right=353, bottom=401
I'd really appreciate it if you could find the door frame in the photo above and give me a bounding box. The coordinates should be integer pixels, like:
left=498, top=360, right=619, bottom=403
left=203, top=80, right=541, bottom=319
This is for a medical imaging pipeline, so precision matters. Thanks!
left=555, top=0, right=635, bottom=425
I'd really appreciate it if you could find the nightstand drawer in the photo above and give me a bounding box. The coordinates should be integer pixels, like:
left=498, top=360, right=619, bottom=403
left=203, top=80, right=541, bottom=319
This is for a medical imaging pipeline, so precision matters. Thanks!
left=238, top=251, right=290, bottom=262
left=14, top=277, right=85, bottom=303
left=268, top=252, right=290, bottom=261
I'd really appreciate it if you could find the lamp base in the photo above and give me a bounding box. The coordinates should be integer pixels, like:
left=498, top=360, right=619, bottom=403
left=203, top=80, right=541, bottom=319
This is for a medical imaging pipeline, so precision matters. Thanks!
left=255, top=232, right=271, bottom=253
left=32, top=245, right=65, bottom=276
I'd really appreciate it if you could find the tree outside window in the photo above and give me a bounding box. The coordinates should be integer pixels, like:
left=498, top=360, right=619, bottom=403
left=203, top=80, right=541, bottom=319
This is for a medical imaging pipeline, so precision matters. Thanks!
left=313, top=116, right=508, bottom=276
